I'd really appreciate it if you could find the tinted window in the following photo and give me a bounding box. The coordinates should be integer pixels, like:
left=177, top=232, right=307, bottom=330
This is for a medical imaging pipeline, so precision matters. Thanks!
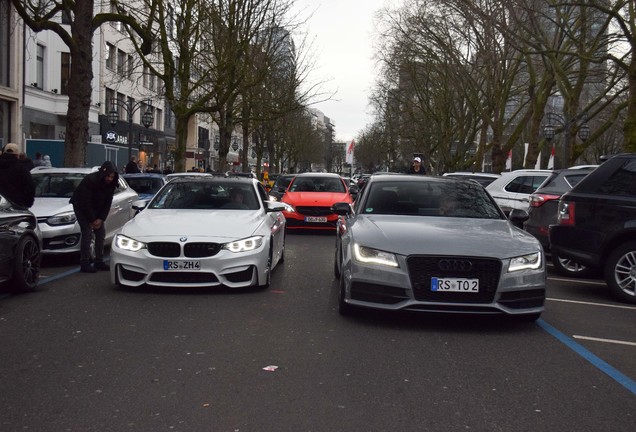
left=150, top=182, right=260, bottom=210
left=505, top=175, right=547, bottom=194
left=595, top=160, right=636, bottom=196
left=289, top=177, right=345, bottom=193
left=563, top=173, right=589, bottom=189
left=125, top=177, right=165, bottom=195
left=32, top=173, right=86, bottom=198
left=362, top=181, right=502, bottom=219
left=274, top=176, right=293, bottom=189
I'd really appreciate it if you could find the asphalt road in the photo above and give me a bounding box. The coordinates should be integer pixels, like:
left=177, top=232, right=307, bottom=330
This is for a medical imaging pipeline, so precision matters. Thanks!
left=1, top=232, right=634, bottom=432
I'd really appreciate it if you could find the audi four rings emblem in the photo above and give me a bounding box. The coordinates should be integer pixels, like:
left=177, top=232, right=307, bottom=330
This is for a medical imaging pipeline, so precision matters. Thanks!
left=438, top=259, right=472, bottom=271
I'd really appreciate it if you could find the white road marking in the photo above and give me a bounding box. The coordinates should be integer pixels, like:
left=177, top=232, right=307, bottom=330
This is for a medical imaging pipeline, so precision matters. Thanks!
left=548, top=276, right=606, bottom=286
left=547, top=297, right=636, bottom=310
left=572, top=335, right=636, bottom=347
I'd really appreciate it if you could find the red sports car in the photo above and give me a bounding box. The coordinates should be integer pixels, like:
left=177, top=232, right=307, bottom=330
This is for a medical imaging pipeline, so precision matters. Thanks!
left=281, top=173, right=354, bottom=230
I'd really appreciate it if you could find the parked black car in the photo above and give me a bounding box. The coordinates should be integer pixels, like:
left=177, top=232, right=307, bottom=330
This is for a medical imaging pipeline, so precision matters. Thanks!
left=0, top=193, right=42, bottom=292
left=549, top=154, right=636, bottom=303
left=269, top=174, right=295, bottom=201
left=524, top=167, right=596, bottom=277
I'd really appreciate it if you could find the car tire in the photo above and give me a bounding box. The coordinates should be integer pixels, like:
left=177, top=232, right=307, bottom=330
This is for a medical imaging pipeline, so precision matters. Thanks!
left=604, top=241, right=636, bottom=304
left=333, top=246, right=341, bottom=279
left=551, top=253, right=594, bottom=278
left=338, top=273, right=353, bottom=316
left=279, top=232, right=285, bottom=263
left=259, top=245, right=272, bottom=289
left=11, top=235, right=41, bottom=293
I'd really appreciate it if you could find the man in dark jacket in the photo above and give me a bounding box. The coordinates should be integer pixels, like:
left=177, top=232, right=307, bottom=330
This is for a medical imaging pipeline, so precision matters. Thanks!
left=408, top=156, right=427, bottom=175
left=70, top=161, right=118, bottom=273
left=125, top=156, right=141, bottom=173
left=0, top=143, right=35, bottom=208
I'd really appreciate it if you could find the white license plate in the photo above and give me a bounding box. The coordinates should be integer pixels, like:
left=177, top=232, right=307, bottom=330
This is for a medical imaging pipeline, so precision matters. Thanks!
left=163, top=260, right=201, bottom=270
left=431, top=277, right=479, bottom=292
left=305, top=216, right=327, bottom=223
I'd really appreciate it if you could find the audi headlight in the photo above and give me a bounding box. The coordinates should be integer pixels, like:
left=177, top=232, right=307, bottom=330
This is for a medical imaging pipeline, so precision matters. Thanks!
left=47, top=211, right=77, bottom=226
left=353, top=244, right=399, bottom=268
left=508, top=252, right=542, bottom=272
left=114, top=234, right=147, bottom=252
left=223, top=236, right=263, bottom=253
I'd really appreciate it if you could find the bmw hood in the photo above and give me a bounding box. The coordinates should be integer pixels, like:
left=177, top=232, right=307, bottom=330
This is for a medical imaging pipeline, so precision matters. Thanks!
left=353, top=216, right=541, bottom=258
left=30, top=198, right=73, bottom=217
left=121, top=209, right=264, bottom=241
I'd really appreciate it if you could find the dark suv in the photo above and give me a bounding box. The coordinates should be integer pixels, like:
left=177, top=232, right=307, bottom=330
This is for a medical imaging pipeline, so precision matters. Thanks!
left=549, top=154, right=636, bottom=303
left=524, top=167, right=596, bottom=277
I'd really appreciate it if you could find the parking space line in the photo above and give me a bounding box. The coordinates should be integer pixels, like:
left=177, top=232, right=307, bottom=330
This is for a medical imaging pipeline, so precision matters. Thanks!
left=548, top=276, right=606, bottom=286
left=547, top=297, right=636, bottom=310
left=572, top=335, right=636, bottom=347
left=39, top=268, right=79, bottom=285
left=537, top=320, right=636, bottom=396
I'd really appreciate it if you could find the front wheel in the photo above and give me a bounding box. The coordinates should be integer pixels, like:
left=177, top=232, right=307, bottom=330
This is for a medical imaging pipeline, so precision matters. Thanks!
left=11, top=235, right=41, bottom=293
left=259, top=245, right=273, bottom=289
left=604, top=242, right=636, bottom=304
left=551, top=253, right=594, bottom=278
left=334, top=246, right=341, bottom=278
left=338, top=273, right=353, bottom=316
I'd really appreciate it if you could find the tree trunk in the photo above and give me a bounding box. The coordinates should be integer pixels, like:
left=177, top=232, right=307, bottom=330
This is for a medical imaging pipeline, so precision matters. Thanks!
left=173, top=115, right=190, bottom=172
left=64, top=0, right=94, bottom=167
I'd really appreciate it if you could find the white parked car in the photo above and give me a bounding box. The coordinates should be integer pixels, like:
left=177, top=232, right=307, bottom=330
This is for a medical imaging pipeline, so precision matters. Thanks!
left=485, top=169, right=552, bottom=215
left=110, top=176, right=286, bottom=289
left=442, top=172, right=500, bottom=187
left=30, top=167, right=139, bottom=255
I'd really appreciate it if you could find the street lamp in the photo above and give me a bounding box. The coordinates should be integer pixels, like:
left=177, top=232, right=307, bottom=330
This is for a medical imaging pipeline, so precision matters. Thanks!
left=542, top=111, right=590, bottom=168
left=108, top=98, right=154, bottom=162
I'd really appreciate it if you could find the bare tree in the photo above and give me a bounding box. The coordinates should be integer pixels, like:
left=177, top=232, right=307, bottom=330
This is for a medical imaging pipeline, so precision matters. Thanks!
left=11, top=0, right=154, bottom=166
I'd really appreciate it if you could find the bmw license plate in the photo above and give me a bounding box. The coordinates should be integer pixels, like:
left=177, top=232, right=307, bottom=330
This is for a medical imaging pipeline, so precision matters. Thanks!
left=431, top=277, right=479, bottom=292
left=163, top=260, right=201, bottom=270
left=305, top=216, right=327, bottom=223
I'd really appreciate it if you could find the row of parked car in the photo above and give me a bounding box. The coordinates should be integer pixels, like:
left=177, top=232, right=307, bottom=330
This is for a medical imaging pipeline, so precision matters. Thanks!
left=1, top=156, right=634, bottom=307
left=477, top=157, right=636, bottom=304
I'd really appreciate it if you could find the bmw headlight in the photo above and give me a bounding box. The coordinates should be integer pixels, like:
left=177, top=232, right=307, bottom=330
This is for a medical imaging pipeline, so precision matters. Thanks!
left=47, top=211, right=77, bottom=226
left=114, top=234, right=147, bottom=252
left=508, top=252, right=542, bottom=272
left=223, top=236, right=263, bottom=253
left=353, top=244, right=399, bottom=268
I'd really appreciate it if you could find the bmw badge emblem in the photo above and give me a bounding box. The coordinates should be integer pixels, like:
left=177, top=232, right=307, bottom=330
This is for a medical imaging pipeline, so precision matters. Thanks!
left=180, top=236, right=188, bottom=242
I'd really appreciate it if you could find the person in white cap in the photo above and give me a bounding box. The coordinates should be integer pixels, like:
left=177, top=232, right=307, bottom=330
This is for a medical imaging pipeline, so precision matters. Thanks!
left=0, top=143, right=35, bottom=208
left=408, top=156, right=427, bottom=175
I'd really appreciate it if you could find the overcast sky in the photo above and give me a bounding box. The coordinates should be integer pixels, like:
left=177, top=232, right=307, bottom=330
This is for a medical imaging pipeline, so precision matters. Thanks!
left=294, top=0, right=393, bottom=143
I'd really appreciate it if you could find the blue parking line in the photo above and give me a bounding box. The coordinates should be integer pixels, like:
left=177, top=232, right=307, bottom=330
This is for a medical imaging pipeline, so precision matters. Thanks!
left=537, top=320, right=636, bottom=396
left=39, top=268, right=79, bottom=285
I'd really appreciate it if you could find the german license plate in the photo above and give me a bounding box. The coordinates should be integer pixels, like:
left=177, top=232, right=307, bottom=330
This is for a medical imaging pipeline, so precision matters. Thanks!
left=431, top=277, right=479, bottom=292
left=305, top=216, right=327, bottom=223
left=163, top=260, right=201, bottom=270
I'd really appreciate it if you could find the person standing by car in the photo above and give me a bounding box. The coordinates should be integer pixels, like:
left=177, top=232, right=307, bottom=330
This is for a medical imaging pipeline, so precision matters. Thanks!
left=408, top=157, right=427, bottom=175
left=70, top=161, right=118, bottom=273
left=0, top=143, right=35, bottom=208
left=125, top=156, right=141, bottom=173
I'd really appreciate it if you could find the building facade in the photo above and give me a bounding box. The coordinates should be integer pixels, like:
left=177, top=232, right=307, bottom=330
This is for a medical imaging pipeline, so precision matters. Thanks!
left=0, top=0, right=24, bottom=150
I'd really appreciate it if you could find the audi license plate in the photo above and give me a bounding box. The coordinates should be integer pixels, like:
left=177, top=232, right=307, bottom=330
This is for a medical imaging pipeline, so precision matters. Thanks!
left=431, top=277, right=479, bottom=292
left=305, top=216, right=327, bottom=223
left=163, top=260, right=201, bottom=270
